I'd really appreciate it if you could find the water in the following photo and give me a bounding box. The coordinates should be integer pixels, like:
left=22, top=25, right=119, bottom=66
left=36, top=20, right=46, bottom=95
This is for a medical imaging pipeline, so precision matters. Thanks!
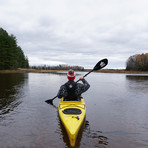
left=0, top=72, right=148, bottom=148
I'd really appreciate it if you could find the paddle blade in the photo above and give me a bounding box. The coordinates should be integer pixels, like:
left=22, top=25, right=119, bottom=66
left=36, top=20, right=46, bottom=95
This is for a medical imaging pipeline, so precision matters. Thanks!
left=45, top=99, right=53, bottom=104
left=45, top=95, right=57, bottom=104
left=93, top=58, right=108, bottom=70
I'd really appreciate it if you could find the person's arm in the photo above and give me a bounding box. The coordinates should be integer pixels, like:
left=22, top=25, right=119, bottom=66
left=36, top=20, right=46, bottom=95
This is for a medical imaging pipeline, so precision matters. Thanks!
left=57, top=85, right=68, bottom=98
left=79, top=77, right=90, bottom=93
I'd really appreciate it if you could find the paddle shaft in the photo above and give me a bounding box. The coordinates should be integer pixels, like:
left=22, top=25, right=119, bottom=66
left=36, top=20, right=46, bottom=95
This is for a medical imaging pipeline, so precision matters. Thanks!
left=76, top=69, right=93, bottom=83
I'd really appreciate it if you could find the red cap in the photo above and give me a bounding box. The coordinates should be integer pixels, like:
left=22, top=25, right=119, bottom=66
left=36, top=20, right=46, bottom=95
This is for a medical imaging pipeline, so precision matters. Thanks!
left=67, top=69, right=76, bottom=81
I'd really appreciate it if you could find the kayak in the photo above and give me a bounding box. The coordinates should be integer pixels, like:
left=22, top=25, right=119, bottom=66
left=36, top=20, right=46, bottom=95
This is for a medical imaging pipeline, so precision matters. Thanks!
left=58, top=98, right=86, bottom=147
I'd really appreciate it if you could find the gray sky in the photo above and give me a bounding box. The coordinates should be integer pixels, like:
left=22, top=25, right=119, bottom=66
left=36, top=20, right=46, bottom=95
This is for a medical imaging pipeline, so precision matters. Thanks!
left=1, top=0, right=148, bottom=69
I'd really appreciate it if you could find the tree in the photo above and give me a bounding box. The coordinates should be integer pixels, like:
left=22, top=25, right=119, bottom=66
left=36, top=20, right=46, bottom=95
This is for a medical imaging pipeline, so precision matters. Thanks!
left=126, top=53, right=148, bottom=71
left=0, top=28, right=29, bottom=70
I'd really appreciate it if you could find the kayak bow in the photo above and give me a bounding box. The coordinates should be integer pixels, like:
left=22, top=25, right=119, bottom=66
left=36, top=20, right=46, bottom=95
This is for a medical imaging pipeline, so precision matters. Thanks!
left=58, top=98, right=86, bottom=147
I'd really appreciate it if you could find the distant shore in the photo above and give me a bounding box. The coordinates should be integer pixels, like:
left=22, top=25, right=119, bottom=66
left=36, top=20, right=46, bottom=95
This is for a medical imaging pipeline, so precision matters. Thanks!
left=1, top=68, right=148, bottom=74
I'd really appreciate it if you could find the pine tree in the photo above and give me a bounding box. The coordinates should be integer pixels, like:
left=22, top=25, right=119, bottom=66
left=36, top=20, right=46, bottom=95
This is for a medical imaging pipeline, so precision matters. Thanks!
left=0, top=28, right=29, bottom=70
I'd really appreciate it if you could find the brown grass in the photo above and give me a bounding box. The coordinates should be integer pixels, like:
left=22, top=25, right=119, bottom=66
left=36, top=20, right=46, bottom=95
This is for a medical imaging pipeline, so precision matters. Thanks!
left=0, top=68, right=148, bottom=74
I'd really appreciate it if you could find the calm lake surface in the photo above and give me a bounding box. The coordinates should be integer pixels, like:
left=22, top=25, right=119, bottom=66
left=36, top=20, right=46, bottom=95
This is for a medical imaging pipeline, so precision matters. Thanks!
left=0, top=72, right=148, bottom=148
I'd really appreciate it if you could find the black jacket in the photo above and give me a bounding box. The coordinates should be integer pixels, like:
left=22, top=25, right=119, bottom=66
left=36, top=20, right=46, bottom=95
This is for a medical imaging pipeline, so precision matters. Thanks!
left=57, top=79, right=90, bottom=101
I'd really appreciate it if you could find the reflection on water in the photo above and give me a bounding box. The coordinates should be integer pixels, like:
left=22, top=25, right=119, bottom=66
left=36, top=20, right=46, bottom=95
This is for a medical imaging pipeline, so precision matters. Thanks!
left=83, top=121, right=108, bottom=147
left=0, top=73, right=28, bottom=117
left=126, top=75, right=148, bottom=93
left=126, top=75, right=148, bottom=81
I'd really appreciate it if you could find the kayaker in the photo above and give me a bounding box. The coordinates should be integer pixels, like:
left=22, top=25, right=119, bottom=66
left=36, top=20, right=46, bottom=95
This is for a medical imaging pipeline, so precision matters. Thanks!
left=57, top=69, right=90, bottom=101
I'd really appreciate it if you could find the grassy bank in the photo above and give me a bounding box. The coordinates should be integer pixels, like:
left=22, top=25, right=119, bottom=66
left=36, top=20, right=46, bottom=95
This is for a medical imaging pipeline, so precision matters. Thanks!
left=1, top=68, right=148, bottom=74
left=0, top=69, right=60, bottom=73
left=98, top=69, right=148, bottom=74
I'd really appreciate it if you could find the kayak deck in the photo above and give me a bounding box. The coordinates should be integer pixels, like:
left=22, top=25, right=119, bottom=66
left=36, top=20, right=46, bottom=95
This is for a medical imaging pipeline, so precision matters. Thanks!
left=58, top=98, right=86, bottom=147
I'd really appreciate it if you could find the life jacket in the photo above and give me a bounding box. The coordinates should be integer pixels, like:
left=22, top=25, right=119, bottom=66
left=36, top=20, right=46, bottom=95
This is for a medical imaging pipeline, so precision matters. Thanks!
left=64, top=81, right=78, bottom=101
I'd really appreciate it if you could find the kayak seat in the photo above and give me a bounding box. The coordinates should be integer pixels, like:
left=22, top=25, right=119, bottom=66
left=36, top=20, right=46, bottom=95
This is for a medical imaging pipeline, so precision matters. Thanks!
left=63, top=97, right=81, bottom=101
left=62, top=108, right=82, bottom=115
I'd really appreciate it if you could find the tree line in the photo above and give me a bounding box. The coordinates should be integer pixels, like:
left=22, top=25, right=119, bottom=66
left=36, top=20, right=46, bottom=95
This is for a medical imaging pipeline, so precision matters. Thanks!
left=126, top=53, right=148, bottom=71
left=0, top=28, right=29, bottom=70
left=31, top=64, right=84, bottom=71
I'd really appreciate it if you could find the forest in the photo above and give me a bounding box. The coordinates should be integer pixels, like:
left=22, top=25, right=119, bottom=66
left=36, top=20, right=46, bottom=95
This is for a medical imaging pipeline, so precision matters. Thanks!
left=0, top=28, right=29, bottom=70
left=126, top=53, right=148, bottom=71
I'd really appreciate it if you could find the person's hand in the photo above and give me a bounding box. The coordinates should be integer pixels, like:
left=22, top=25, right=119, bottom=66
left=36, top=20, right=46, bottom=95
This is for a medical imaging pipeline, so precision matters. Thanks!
left=79, top=77, right=84, bottom=81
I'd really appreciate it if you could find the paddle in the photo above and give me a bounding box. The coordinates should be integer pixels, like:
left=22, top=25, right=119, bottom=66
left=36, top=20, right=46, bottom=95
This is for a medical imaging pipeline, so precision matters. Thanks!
left=45, top=58, right=108, bottom=104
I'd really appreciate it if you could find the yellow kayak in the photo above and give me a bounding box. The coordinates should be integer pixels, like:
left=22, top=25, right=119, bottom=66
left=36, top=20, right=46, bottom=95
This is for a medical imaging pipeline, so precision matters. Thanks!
left=58, top=98, right=86, bottom=147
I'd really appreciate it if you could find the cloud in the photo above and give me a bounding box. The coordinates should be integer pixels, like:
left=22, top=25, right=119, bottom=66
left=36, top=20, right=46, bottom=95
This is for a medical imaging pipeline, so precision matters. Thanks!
left=1, top=0, right=148, bottom=69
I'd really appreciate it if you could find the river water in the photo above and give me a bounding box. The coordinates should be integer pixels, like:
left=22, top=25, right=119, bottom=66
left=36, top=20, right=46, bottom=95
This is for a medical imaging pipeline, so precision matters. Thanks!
left=0, top=72, right=148, bottom=148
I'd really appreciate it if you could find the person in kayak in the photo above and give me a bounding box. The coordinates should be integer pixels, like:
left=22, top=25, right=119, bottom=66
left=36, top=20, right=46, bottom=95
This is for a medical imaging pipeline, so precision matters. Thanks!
left=57, top=69, right=90, bottom=101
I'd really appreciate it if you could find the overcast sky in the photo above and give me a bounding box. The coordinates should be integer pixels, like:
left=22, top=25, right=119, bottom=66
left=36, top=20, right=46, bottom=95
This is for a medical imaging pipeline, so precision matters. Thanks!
left=0, top=0, right=148, bottom=69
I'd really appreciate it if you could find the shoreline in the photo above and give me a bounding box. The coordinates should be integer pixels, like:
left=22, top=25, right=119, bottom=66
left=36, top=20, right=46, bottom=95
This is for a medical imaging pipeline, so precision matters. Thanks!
left=1, top=69, right=148, bottom=74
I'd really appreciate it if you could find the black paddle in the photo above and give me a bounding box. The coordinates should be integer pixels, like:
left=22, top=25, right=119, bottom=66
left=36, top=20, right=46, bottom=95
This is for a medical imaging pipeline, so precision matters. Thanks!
left=45, top=58, right=108, bottom=104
